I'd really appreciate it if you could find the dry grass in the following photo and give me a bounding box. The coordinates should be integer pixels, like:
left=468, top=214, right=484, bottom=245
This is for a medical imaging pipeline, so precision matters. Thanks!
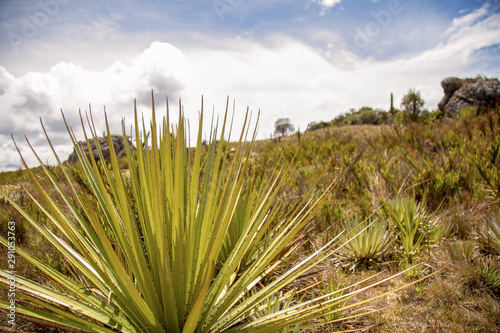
left=0, top=166, right=76, bottom=332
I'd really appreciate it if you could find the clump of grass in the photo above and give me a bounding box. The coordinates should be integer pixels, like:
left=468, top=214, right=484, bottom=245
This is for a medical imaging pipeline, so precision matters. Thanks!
left=446, top=240, right=483, bottom=289
left=479, top=260, right=500, bottom=296
left=423, top=276, right=500, bottom=332
left=447, top=205, right=475, bottom=239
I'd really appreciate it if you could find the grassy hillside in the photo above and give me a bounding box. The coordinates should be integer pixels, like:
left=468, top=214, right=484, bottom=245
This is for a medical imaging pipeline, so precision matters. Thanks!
left=253, top=109, right=500, bottom=331
left=1, top=106, right=500, bottom=332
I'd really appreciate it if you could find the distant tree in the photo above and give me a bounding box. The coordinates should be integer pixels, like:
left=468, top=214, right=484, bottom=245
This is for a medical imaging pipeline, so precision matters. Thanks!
left=274, top=118, right=294, bottom=138
left=401, top=88, right=426, bottom=122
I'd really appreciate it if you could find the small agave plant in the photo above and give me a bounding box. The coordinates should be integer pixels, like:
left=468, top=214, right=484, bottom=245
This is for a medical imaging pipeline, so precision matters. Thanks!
left=339, top=216, right=393, bottom=269
left=0, top=96, right=434, bottom=332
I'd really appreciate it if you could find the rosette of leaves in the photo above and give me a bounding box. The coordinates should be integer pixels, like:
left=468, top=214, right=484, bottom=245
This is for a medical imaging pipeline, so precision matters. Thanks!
left=384, top=195, right=434, bottom=277
left=339, top=216, right=393, bottom=269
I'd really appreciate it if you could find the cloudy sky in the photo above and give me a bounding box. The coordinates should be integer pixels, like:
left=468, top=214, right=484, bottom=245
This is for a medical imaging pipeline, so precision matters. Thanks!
left=0, top=0, right=499, bottom=171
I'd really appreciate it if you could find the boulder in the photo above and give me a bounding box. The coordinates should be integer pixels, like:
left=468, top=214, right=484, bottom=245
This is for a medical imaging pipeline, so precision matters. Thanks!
left=68, top=135, right=132, bottom=164
left=438, top=76, right=500, bottom=117
left=442, top=77, right=464, bottom=94
left=438, top=77, right=462, bottom=111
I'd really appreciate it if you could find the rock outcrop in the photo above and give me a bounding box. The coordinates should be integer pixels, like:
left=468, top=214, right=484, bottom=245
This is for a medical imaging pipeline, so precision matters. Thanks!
left=68, top=135, right=132, bottom=164
left=438, top=76, right=500, bottom=117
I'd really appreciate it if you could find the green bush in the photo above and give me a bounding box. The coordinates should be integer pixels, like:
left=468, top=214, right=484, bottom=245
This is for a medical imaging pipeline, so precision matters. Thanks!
left=332, top=107, right=390, bottom=126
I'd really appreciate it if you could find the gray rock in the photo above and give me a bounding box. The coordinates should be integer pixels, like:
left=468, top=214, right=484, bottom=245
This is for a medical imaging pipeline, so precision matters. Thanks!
left=442, top=77, right=463, bottom=94
left=438, top=76, right=500, bottom=117
left=438, top=77, right=462, bottom=111
left=68, top=135, right=132, bottom=164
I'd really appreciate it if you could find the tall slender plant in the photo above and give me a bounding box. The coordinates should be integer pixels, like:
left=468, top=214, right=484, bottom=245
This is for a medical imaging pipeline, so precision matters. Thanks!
left=384, top=195, right=431, bottom=276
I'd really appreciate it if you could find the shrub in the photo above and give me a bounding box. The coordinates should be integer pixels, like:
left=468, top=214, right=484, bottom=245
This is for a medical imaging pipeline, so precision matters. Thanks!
left=332, top=107, right=390, bottom=127
left=308, top=121, right=332, bottom=131
left=401, top=88, right=426, bottom=122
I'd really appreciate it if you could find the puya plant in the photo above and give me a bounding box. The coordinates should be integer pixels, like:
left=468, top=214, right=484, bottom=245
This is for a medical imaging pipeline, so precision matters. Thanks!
left=0, top=95, right=434, bottom=332
left=339, top=216, right=393, bottom=270
left=385, top=196, right=426, bottom=264
left=383, top=194, right=444, bottom=277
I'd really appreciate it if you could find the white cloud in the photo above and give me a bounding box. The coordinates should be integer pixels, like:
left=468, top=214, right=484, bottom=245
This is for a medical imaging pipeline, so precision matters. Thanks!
left=316, top=0, right=342, bottom=8
left=445, top=3, right=490, bottom=36
left=312, top=0, right=342, bottom=15
left=0, top=42, right=193, bottom=170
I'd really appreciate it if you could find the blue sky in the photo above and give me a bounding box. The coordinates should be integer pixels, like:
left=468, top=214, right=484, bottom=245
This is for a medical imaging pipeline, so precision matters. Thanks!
left=0, top=0, right=499, bottom=170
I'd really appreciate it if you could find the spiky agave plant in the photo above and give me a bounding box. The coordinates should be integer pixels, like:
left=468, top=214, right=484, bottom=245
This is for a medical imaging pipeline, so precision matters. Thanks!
left=339, top=216, right=393, bottom=269
left=0, top=96, right=433, bottom=332
left=384, top=195, right=432, bottom=277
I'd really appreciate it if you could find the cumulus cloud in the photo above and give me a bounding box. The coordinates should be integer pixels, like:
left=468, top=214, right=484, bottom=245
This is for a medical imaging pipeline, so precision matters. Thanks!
left=0, top=42, right=193, bottom=170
